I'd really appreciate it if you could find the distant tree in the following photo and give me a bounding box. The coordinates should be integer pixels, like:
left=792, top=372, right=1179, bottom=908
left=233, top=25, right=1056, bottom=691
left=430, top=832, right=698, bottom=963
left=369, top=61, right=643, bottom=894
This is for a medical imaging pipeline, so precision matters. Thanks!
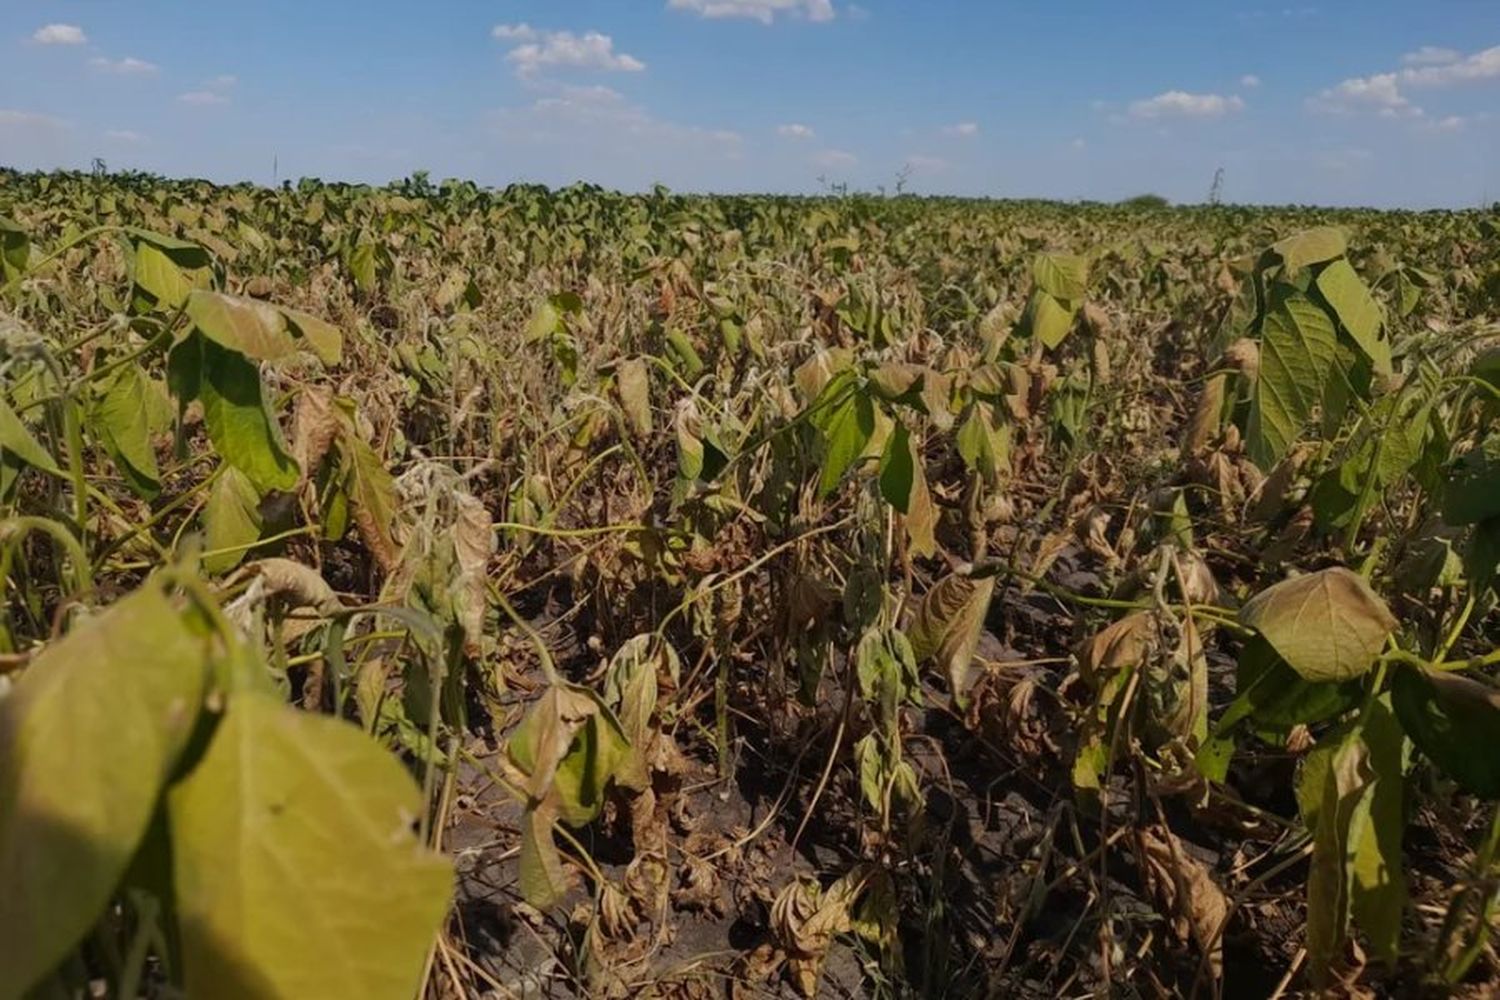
left=1121, top=193, right=1170, bottom=209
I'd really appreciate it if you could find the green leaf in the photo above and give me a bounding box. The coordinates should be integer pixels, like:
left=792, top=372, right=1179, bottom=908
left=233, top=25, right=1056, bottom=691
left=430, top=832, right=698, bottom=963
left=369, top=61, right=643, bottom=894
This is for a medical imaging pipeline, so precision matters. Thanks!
left=1392, top=666, right=1500, bottom=798
left=0, top=215, right=29, bottom=280
left=347, top=239, right=380, bottom=293
left=814, top=377, right=874, bottom=496
left=1032, top=252, right=1089, bottom=301
left=878, top=422, right=915, bottom=514
left=1239, top=568, right=1397, bottom=683
left=525, top=299, right=562, bottom=343
left=879, top=422, right=936, bottom=558
left=186, top=290, right=297, bottom=360
left=93, top=365, right=161, bottom=497
left=1316, top=259, right=1389, bottom=376
left=202, top=466, right=263, bottom=574
left=168, top=692, right=451, bottom=1000
left=278, top=307, right=344, bottom=366
left=1269, top=227, right=1347, bottom=273
left=1247, top=293, right=1338, bottom=469
left=955, top=401, right=1010, bottom=483
left=1444, top=435, right=1500, bottom=525
left=1296, top=730, right=1366, bottom=986
left=192, top=337, right=300, bottom=493
left=518, top=802, right=569, bottom=910
left=133, top=240, right=211, bottom=311
left=507, top=685, right=632, bottom=826
left=1350, top=698, right=1408, bottom=965
left=0, top=395, right=61, bottom=474
left=1224, top=635, right=1362, bottom=731
left=665, top=329, right=704, bottom=381
left=0, top=582, right=207, bottom=995
left=1023, top=290, right=1076, bottom=350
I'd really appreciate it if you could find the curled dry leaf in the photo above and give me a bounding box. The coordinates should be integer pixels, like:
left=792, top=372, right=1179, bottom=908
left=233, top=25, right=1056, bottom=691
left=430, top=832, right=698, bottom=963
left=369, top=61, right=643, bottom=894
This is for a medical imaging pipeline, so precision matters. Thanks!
left=290, top=385, right=339, bottom=481
left=237, top=557, right=342, bottom=617
left=770, top=866, right=874, bottom=998
left=1076, top=611, right=1154, bottom=688
left=616, top=357, right=652, bottom=438
left=1222, top=338, right=1260, bottom=381
left=908, top=573, right=996, bottom=708
left=1182, top=373, right=1226, bottom=458
left=1137, top=825, right=1228, bottom=979
left=450, top=491, right=494, bottom=658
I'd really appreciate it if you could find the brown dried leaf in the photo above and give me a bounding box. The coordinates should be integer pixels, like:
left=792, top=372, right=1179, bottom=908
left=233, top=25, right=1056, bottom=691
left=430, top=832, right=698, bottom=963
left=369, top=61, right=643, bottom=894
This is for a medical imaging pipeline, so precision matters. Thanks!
left=291, top=385, right=339, bottom=480
left=908, top=573, right=996, bottom=707
left=1077, top=612, right=1154, bottom=687
left=1181, top=373, right=1226, bottom=458
left=451, top=492, right=494, bottom=657
left=616, top=357, right=652, bottom=438
left=1138, top=825, right=1228, bottom=979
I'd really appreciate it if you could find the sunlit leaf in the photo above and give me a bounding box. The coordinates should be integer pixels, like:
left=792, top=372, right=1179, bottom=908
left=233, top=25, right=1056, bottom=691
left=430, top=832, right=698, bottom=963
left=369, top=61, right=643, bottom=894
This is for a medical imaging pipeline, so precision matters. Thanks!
left=168, top=692, right=451, bottom=1000
left=0, top=583, right=206, bottom=995
left=1247, top=293, right=1338, bottom=469
left=1239, top=568, right=1396, bottom=682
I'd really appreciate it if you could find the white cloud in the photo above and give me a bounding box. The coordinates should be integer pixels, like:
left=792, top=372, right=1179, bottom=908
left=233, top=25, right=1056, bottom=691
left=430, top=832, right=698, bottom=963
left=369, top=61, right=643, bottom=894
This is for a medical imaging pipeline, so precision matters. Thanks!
left=777, top=122, right=815, bottom=139
left=1070, top=137, right=1087, bottom=150
left=1399, top=45, right=1500, bottom=87
left=89, top=57, right=161, bottom=77
left=0, top=109, right=66, bottom=129
left=492, top=23, right=539, bottom=41
left=1309, top=45, right=1500, bottom=121
left=178, top=91, right=230, bottom=107
left=32, top=24, right=86, bottom=45
left=205, top=75, right=238, bottom=91
left=496, top=85, right=739, bottom=151
left=1426, top=115, right=1466, bottom=132
left=104, top=129, right=146, bottom=143
left=1402, top=46, right=1461, bottom=67
left=494, top=27, right=645, bottom=78
left=942, top=121, right=980, bottom=137
left=485, top=85, right=743, bottom=186
left=1308, top=72, right=1419, bottom=116
left=667, top=0, right=835, bottom=24
left=1128, top=91, right=1245, bottom=119
left=812, top=148, right=856, bottom=168
left=1240, top=74, right=1262, bottom=88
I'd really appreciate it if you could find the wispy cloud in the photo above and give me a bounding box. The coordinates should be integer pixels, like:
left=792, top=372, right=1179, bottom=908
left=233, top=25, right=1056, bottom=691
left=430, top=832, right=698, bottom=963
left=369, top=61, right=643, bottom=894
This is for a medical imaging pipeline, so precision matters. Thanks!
left=1308, top=73, right=1418, bottom=116
left=777, top=123, right=815, bottom=139
left=493, top=25, right=645, bottom=78
left=812, top=148, right=857, bottom=168
left=0, top=109, right=67, bottom=129
left=1309, top=44, right=1500, bottom=118
left=176, top=74, right=236, bottom=107
left=904, top=154, right=948, bottom=172
left=1401, top=46, right=1461, bottom=67
left=666, top=0, right=835, bottom=25
left=32, top=24, right=86, bottom=45
left=179, top=91, right=230, bottom=106
left=1128, top=91, right=1245, bottom=119
left=1240, top=74, right=1262, bottom=88
left=104, top=129, right=146, bottom=143
left=942, top=121, right=980, bottom=137
left=90, top=57, right=160, bottom=77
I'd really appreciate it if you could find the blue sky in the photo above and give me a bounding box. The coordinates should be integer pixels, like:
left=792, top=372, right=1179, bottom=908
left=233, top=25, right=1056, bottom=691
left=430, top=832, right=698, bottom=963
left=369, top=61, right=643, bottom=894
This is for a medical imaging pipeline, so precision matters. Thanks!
left=2, top=2, right=1497, bottom=207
